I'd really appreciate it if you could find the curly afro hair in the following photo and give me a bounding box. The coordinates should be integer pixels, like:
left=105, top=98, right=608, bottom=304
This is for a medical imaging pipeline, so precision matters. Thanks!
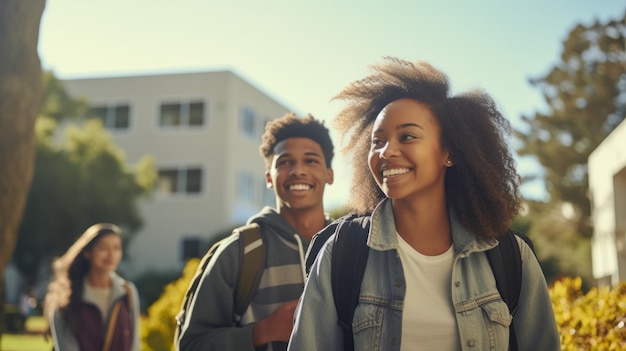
left=332, top=57, right=521, bottom=239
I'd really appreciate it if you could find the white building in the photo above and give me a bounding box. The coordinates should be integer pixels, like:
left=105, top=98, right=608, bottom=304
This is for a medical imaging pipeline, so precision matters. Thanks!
left=588, top=119, right=626, bottom=286
left=63, top=70, right=291, bottom=278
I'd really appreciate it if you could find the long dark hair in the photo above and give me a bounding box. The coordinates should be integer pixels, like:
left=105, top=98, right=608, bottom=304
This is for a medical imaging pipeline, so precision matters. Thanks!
left=44, top=223, right=121, bottom=328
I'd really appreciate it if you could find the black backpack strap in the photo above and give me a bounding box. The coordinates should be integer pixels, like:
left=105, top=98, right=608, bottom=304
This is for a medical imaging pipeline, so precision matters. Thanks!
left=331, top=216, right=371, bottom=351
left=305, top=221, right=340, bottom=275
left=233, top=223, right=265, bottom=324
left=486, top=230, right=527, bottom=351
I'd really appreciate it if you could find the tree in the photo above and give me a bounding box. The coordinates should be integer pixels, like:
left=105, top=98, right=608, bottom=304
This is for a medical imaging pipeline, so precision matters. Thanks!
left=13, top=72, right=158, bottom=285
left=516, top=10, right=626, bottom=238
left=520, top=200, right=593, bottom=286
left=0, top=0, right=46, bottom=340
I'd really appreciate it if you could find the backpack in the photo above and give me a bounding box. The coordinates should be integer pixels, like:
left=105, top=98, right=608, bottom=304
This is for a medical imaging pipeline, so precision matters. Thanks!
left=305, top=215, right=534, bottom=351
left=174, top=223, right=266, bottom=343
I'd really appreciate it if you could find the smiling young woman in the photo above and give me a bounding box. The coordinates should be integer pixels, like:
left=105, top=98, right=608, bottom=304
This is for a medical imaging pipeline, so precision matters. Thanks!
left=288, top=57, right=560, bottom=351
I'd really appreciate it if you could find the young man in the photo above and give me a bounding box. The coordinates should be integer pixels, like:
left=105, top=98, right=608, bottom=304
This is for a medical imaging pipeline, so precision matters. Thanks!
left=177, top=113, right=334, bottom=351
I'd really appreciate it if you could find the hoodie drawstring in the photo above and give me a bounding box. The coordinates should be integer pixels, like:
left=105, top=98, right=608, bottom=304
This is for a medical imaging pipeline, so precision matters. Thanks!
left=294, top=234, right=306, bottom=281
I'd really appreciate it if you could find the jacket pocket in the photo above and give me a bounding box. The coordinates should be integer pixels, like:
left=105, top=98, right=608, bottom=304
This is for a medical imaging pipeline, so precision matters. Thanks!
left=352, top=302, right=384, bottom=332
left=479, top=299, right=512, bottom=327
left=351, top=302, right=385, bottom=351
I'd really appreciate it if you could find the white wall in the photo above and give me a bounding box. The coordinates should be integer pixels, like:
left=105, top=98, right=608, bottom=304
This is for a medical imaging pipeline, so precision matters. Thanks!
left=589, top=119, right=626, bottom=286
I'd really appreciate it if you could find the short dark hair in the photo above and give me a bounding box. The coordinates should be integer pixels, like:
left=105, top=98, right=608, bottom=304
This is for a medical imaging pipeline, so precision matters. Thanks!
left=259, top=112, right=334, bottom=169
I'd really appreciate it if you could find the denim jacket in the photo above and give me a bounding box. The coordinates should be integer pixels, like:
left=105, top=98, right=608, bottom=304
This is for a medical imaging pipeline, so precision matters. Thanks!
left=288, top=199, right=560, bottom=351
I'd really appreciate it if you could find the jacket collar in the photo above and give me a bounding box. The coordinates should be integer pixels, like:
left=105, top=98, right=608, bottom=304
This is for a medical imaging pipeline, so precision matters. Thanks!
left=248, top=206, right=333, bottom=245
left=367, top=198, right=498, bottom=255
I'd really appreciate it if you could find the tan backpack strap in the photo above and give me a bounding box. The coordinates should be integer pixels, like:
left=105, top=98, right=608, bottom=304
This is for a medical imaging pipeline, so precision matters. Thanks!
left=233, top=223, right=265, bottom=323
left=102, top=282, right=133, bottom=351
left=102, top=300, right=122, bottom=351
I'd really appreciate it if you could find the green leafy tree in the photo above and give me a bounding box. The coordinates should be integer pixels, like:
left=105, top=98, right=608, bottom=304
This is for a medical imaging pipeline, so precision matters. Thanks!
left=522, top=200, right=593, bottom=286
left=517, top=10, right=626, bottom=238
left=13, top=73, right=158, bottom=285
left=0, top=0, right=45, bottom=340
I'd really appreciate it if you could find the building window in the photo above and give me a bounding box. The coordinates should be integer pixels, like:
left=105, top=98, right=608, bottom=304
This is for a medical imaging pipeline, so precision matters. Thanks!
left=88, top=104, right=131, bottom=130
left=159, top=101, right=205, bottom=128
left=238, top=170, right=255, bottom=202
left=188, top=102, right=204, bottom=126
left=157, top=167, right=203, bottom=194
left=240, top=107, right=256, bottom=137
left=181, top=237, right=202, bottom=261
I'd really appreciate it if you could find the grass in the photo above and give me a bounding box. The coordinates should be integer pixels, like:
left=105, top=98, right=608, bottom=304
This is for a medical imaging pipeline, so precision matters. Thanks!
left=1, top=334, right=52, bottom=351
left=1, top=316, right=53, bottom=351
left=24, top=317, right=48, bottom=334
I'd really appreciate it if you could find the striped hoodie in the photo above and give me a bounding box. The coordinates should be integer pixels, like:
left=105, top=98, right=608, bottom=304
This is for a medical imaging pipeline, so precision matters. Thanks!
left=178, top=206, right=330, bottom=351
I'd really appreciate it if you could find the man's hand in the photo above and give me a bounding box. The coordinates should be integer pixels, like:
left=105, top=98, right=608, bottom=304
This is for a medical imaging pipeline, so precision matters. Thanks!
left=252, top=299, right=299, bottom=347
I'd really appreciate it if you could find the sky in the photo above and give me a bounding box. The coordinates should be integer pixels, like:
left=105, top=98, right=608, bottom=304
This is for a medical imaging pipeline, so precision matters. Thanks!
left=38, top=0, right=626, bottom=209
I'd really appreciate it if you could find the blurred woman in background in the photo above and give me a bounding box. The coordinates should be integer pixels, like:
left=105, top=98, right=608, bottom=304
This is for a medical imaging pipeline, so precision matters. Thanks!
left=44, top=223, right=140, bottom=351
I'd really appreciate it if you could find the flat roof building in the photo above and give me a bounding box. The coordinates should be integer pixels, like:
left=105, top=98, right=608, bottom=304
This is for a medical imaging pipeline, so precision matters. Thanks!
left=63, top=70, right=291, bottom=278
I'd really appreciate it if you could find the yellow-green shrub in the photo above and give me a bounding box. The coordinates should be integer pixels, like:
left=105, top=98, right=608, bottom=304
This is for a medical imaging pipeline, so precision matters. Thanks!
left=550, top=276, right=626, bottom=350
left=141, top=258, right=200, bottom=351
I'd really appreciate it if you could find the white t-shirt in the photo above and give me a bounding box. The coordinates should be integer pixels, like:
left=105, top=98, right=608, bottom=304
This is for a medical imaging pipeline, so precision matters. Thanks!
left=84, top=280, right=112, bottom=319
left=397, top=233, right=461, bottom=351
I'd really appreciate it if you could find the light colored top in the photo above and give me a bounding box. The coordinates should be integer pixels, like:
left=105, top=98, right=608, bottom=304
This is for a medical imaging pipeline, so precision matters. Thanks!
left=83, top=281, right=112, bottom=319
left=397, top=234, right=459, bottom=350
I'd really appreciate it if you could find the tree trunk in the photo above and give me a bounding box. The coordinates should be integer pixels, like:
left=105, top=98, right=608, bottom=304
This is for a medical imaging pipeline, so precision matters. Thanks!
left=0, top=0, right=46, bottom=345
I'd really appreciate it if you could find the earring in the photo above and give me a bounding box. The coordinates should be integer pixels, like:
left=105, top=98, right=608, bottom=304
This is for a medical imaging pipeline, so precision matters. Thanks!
left=446, top=160, right=452, bottom=166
